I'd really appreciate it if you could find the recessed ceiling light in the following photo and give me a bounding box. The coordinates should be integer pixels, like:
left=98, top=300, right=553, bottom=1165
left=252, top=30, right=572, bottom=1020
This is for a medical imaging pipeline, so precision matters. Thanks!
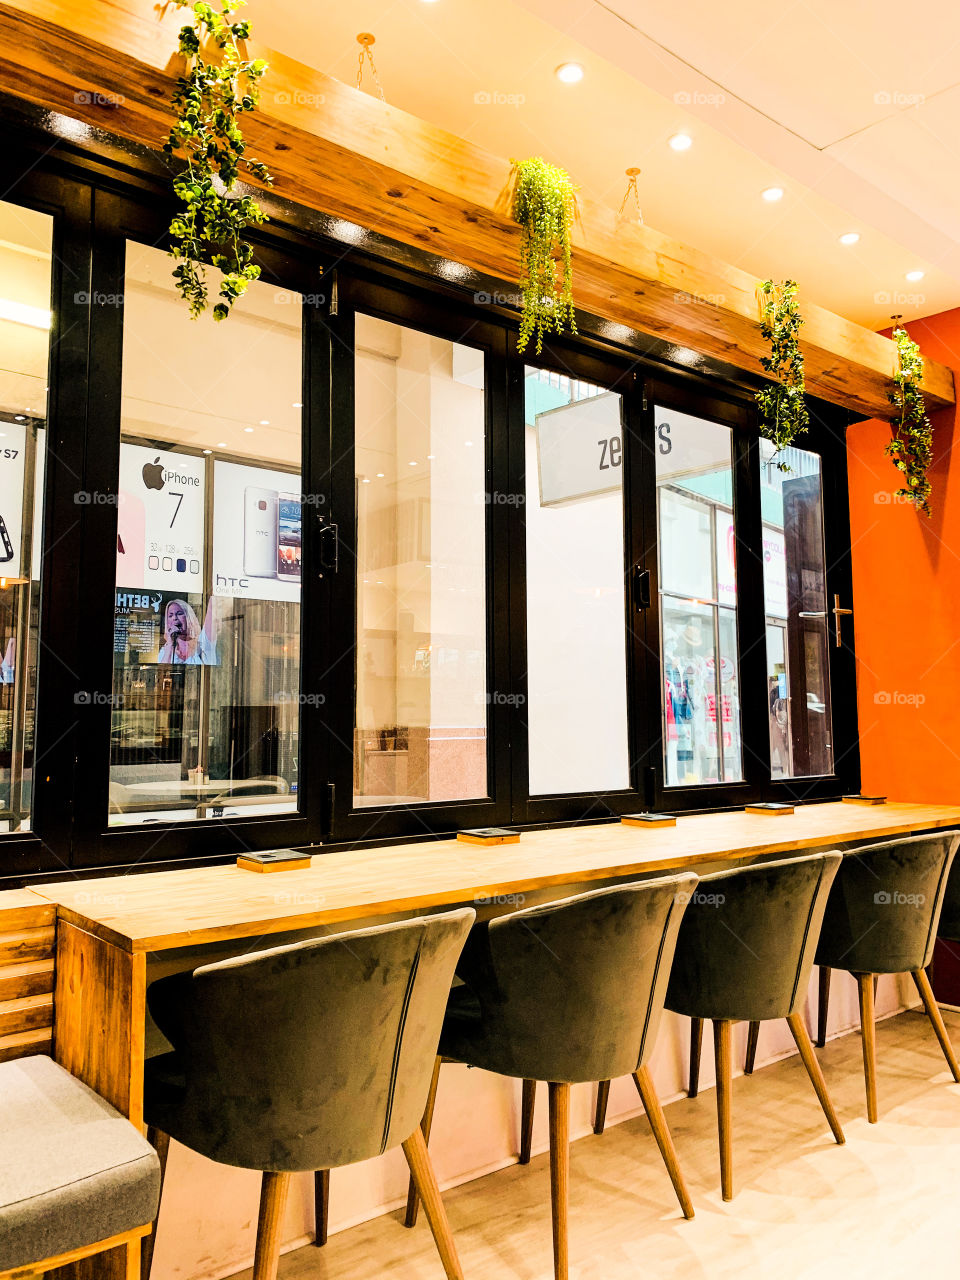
left=464, top=441, right=473, bottom=447
left=376, top=472, right=384, bottom=478
left=259, top=419, right=270, bottom=425
left=292, top=402, right=303, bottom=409
left=202, top=449, right=212, bottom=455
left=362, top=476, right=370, bottom=484
left=409, top=460, right=417, bottom=466
left=426, top=454, right=435, bottom=459
left=217, top=441, right=227, bottom=447
left=669, top=133, right=692, bottom=152
left=14, top=415, right=24, bottom=422
left=839, top=232, right=860, bottom=245
left=762, top=186, right=784, bottom=202
left=555, top=62, right=584, bottom=84
left=244, top=427, right=254, bottom=433
left=906, top=269, right=925, bottom=282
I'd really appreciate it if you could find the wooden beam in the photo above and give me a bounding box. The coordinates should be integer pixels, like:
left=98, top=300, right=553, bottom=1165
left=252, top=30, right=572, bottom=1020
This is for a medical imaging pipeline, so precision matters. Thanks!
left=0, top=0, right=953, bottom=418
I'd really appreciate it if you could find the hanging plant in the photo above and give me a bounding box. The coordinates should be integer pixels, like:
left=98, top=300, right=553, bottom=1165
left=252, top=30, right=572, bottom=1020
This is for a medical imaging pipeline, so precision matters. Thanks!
left=164, top=0, right=272, bottom=320
left=510, top=157, right=578, bottom=354
left=755, top=279, right=809, bottom=468
left=886, top=321, right=934, bottom=516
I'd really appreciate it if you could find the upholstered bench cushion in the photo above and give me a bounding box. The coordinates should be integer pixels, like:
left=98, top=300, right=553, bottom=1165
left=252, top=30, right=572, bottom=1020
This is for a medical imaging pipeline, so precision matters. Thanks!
left=0, top=1055, right=160, bottom=1271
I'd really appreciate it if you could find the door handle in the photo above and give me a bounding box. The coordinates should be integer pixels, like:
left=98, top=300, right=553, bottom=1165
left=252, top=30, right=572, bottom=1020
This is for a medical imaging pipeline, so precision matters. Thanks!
left=832, top=593, right=853, bottom=649
left=633, top=565, right=651, bottom=611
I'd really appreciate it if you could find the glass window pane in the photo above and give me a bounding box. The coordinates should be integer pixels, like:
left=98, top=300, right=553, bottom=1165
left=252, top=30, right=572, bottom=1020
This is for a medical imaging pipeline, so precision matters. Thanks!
left=525, top=368, right=629, bottom=795
left=354, top=317, right=487, bottom=807
left=656, top=405, right=742, bottom=786
left=761, top=440, right=834, bottom=777
left=0, top=201, right=52, bottom=832
left=110, top=243, right=302, bottom=824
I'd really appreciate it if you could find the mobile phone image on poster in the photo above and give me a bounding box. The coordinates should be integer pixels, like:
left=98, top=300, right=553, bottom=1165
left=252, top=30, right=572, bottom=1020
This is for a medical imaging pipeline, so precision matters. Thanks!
left=212, top=460, right=302, bottom=602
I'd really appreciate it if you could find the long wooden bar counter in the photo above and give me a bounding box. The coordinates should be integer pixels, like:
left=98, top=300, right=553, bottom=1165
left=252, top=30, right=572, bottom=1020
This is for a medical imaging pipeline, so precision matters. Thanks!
left=18, top=800, right=960, bottom=1279
left=28, top=801, right=960, bottom=953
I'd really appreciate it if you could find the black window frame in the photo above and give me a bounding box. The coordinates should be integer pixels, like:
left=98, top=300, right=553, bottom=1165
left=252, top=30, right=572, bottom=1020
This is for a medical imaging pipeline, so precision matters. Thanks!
left=0, top=113, right=862, bottom=882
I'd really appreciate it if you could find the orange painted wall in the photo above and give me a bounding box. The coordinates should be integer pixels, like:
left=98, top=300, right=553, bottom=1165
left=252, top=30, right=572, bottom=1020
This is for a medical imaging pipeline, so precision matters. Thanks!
left=847, top=308, right=960, bottom=803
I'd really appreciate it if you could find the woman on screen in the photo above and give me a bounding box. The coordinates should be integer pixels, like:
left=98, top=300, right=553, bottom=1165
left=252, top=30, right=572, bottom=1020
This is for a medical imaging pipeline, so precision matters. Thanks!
left=158, top=599, right=216, bottom=665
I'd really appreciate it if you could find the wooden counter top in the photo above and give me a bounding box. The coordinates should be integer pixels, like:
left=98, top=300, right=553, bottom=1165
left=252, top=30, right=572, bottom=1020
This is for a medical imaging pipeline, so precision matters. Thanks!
left=27, top=801, right=960, bottom=953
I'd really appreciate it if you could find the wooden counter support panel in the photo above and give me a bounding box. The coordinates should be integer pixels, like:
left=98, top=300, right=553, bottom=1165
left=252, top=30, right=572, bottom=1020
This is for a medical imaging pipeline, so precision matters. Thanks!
left=0, top=0, right=953, bottom=420
left=53, top=920, right=147, bottom=1124
left=0, top=889, right=55, bottom=1063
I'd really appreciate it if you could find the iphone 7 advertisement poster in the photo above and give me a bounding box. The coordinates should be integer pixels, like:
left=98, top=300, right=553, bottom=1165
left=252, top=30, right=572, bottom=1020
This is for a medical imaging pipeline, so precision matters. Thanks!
left=212, top=460, right=302, bottom=603
left=116, top=443, right=205, bottom=593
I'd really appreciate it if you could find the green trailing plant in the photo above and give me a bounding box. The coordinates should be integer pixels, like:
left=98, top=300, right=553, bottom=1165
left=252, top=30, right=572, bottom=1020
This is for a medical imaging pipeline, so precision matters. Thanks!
left=755, top=279, right=809, bottom=467
left=511, top=157, right=578, bottom=354
left=164, top=0, right=272, bottom=320
left=886, top=321, right=934, bottom=516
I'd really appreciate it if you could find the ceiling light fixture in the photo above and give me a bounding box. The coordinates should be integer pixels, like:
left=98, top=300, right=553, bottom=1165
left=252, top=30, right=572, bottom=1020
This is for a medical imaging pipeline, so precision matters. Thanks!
left=762, top=186, right=784, bottom=202
left=839, top=232, right=860, bottom=245
left=555, top=62, right=584, bottom=84
left=669, top=133, right=692, bottom=151
left=906, top=269, right=925, bottom=282
left=0, top=298, right=51, bottom=329
left=244, top=427, right=254, bottom=433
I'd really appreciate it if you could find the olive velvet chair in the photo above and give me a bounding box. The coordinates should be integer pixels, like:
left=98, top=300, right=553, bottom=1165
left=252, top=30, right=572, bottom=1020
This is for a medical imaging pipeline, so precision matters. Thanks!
left=813, top=831, right=960, bottom=1122
left=140, top=909, right=474, bottom=1280
left=658, top=852, right=844, bottom=1201
left=404, top=874, right=699, bottom=1280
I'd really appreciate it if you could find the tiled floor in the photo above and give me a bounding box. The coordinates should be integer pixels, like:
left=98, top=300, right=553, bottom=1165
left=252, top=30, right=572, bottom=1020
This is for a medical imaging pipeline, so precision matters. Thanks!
left=229, top=1008, right=960, bottom=1280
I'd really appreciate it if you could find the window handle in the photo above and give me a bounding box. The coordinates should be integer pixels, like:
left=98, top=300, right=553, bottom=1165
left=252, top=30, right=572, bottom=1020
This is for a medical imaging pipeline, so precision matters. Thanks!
left=318, top=521, right=339, bottom=575
left=832, top=593, right=853, bottom=649
left=633, top=565, right=651, bottom=611
left=797, top=611, right=827, bottom=619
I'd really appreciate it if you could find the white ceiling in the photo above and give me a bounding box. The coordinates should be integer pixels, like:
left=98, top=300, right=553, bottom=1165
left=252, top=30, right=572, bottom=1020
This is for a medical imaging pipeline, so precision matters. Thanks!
left=252, top=0, right=960, bottom=330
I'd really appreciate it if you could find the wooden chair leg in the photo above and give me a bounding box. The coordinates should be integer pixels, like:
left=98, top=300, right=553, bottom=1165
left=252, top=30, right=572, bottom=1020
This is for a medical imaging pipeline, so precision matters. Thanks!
left=519, top=1078, right=536, bottom=1164
left=404, top=1054, right=444, bottom=1228
left=313, top=1169, right=329, bottom=1246
left=689, top=1017, right=704, bottom=1098
left=912, top=968, right=960, bottom=1082
left=744, top=1021, right=761, bottom=1075
left=713, top=1019, right=734, bottom=1201
left=857, top=973, right=879, bottom=1123
left=633, top=1065, right=694, bottom=1219
left=141, top=1127, right=170, bottom=1280
left=252, top=1171, right=293, bottom=1280
left=817, top=966, right=832, bottom=1047
left=402, top=1126, right=464, bottom=1280
left=786, top=1012, right=845, bottom=1144
left=593, top=1080, right=611, bottom=1136
left=548, top=1081, right=570, bottom=1280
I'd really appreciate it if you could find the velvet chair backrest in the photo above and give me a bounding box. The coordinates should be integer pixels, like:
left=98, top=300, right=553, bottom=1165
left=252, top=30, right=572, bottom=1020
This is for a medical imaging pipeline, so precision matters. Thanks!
left=666, top=852, right=842, bottom=1023
left=815, top=832, right=959, bottom=975
left=449, top=873, right=698, bottom=1084
left=145, top=908, right=474, bottom=1172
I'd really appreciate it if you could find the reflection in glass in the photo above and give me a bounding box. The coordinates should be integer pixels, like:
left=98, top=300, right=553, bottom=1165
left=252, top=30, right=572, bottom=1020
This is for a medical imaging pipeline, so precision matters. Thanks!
left=657, top=406, right=742, bottom=786
left=109, top=242, right=302, bottom=825
left=354, top=317, right=487, bottom=807
left=525, top=368, right=629, bottom=795
left=760, top=440, right=833, bottom=778
left=0, top=201, right=52, bottom=831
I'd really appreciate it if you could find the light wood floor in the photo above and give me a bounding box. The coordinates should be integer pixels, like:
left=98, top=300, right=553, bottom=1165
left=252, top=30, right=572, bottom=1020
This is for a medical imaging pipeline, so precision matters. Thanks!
left=230, top=1008, right=960, bottom=1280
